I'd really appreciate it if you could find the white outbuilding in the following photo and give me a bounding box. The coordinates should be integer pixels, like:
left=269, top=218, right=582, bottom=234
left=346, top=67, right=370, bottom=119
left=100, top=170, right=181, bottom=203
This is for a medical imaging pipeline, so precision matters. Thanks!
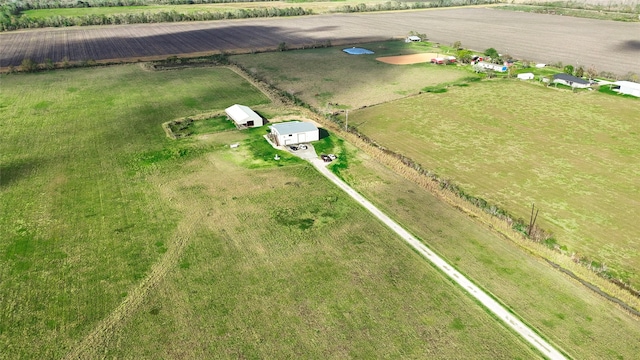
left=613, top=81, right=640, bottom=97
left=405, top=35, right=421, bottom=42
left=475, top=61, right=507, bottom=72
left=225, top=104, right=263, bottom=128
left=269, top=121, right=319, bottom=146
left=517, top=73, right=535, bottom=80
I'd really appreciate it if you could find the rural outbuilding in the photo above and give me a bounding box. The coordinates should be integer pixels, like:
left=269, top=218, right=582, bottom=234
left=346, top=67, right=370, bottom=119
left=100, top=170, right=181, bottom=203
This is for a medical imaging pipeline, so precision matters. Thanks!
left=475, top=61, right=507, bottom=72
left=552, top=74, right=591, bottom=88
left=269, top=121, right=319, bottom=146
left=517, top=73, right=534, bottom=80
left=612, top=81, right=640, bottom=97
left=405, top=35, right=421, bottom=42
left=225, top=104, right=263, bottom=128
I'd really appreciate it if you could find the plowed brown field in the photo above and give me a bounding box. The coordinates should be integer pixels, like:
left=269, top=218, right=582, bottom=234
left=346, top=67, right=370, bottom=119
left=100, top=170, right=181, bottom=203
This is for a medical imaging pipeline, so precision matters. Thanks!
left=1, top=8, right=638, bottom=75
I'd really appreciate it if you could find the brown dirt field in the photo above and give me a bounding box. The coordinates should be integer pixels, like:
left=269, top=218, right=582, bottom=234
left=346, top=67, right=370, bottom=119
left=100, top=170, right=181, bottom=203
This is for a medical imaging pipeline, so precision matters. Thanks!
left=376, top=52, right=441, bottom=65
left=1, top=8, right=638, bottom=75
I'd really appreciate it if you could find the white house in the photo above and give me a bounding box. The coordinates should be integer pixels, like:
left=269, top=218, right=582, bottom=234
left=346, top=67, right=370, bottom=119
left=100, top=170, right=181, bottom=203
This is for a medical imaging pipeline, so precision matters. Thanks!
left=269, top=121, right=319, bottom=146
left=225, top=104, right=263, bottom=128
left=552, top=73, right=591, bottom=89
left=613, top=81, right=640, bottom=97
left=517, top=73, right=534, bottom=80
left=475, top=61, right=507, bottom=72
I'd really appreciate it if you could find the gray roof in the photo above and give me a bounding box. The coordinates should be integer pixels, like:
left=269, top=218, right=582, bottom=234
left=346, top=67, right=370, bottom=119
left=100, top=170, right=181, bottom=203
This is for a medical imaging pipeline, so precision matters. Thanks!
left=270, top=121, right=318, bottom=135
left=553, top=73, right=590, bottom=85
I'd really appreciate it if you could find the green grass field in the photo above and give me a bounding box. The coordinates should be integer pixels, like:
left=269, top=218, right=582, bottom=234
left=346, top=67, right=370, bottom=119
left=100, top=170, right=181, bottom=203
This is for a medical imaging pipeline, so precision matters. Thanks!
left=349, top=79, right=640, bottom=288
left=339, top=149, right=640, bottom=359
left=96, top=138, right=540, bottom=359
left=231, top=41, right=470, bottom=110
left=0, top=65, right=269, bottom=357
left=0, top=65, right=541, bottom=358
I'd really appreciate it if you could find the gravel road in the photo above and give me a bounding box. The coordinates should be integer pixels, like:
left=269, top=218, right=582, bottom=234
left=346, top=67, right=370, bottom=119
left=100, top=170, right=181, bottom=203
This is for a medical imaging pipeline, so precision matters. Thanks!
left=309, top=157, right=567, bottom=360
left=1, top=8, right=638, bottom=75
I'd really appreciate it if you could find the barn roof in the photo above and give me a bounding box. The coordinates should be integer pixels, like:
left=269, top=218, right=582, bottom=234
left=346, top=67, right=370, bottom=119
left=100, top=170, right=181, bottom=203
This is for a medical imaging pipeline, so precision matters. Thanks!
left=270, top=121, right=318, bottom=135
left=225, top=104, right=261, bottom=123
left=553, top=73, right=590, bottom=85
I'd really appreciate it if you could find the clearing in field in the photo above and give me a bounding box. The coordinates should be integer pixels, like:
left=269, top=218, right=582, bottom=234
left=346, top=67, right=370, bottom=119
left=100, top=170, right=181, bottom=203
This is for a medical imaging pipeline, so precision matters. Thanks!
left=377, top=53, right=442, bottom=65
left=349, top=79, right=640, bottom=289
left=0, top=64, right=539, bottom=359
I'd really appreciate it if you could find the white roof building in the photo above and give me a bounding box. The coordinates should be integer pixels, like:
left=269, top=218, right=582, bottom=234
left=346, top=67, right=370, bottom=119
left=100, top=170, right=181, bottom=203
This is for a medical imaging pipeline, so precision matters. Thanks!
left=225, top=104, right=263, bottom=128
left=269, top=121, right=319, bottom=146
left=475, top=61, right=507, bottom=72
left=517, top=73, right=535, bottom=80
left=613, top=81, right=640, bottom=97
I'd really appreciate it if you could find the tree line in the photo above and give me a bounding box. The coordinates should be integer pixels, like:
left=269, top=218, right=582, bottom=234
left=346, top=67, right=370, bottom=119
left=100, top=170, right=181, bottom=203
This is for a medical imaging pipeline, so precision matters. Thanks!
left=0, top=0, right=277, bottom=10
left=1, top=0, right=501, bottom=31
left=334, top=0, right=501, bottom=13
left=0, top=5, right=310, bottom=30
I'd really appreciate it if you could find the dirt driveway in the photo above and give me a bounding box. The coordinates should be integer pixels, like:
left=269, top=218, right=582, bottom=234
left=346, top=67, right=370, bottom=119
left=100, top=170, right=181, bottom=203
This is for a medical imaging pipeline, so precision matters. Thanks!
left=308, top=157, right=567, bottom=360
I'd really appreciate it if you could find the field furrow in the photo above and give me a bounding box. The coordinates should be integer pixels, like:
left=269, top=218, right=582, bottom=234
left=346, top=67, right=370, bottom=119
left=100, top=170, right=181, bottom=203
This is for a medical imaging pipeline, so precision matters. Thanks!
left=1, top=9, right=638, bottom=75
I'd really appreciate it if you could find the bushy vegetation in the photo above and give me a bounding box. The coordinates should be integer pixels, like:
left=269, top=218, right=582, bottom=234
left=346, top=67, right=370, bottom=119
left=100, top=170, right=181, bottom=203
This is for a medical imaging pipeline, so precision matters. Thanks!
left=1, top=0, right=502, bottom=31
left=0, top=2, right=311, bottom=30
left=497, top=2, right=640, bottom=22
left=334, top=0, right=501, bottom=13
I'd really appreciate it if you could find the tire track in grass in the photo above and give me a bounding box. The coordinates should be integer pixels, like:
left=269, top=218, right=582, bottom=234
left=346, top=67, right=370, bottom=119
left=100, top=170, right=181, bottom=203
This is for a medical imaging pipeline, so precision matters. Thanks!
left=64, top=196, right=201, bottom=359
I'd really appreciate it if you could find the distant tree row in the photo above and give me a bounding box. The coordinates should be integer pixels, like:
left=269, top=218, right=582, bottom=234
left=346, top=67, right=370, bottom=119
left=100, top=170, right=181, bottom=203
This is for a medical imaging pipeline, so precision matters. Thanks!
left=334, top=0, right=501, bottom=13
left=0, top=6, right=311, bottom=30
left=0, top=0, right=277, bottom=10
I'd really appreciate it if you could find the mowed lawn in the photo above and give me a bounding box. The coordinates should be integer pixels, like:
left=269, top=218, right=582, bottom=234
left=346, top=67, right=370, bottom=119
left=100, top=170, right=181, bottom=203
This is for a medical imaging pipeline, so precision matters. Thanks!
left=351, top=80, right=640, bottom=287
left=0, top=66, right=539, bottom=358
left=232, top=41, right=468, bottom=110
left=0, top=65, right=269, bottom=358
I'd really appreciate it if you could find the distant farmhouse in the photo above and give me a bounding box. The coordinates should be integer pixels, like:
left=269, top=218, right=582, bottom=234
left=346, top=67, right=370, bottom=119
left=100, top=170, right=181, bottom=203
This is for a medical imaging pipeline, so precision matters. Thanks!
left=269, top=121, right=319, bottom=146
left=612, top=81, right=640, bottom=97
left=225, top=104, right=263, bottom=128
left=552, top=74, right=591, bottom=89
left=475, top=61, right=507, bottom=72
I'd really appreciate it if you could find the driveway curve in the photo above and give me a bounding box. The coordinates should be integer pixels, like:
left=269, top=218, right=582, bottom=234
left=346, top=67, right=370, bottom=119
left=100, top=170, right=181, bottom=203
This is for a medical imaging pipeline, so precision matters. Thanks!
left=309, top=158, right=567, bottom=360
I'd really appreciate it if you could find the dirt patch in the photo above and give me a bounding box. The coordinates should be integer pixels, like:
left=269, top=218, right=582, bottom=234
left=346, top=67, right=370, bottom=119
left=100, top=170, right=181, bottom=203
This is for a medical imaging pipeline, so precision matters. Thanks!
left=376, top=53, right=444, bottom=65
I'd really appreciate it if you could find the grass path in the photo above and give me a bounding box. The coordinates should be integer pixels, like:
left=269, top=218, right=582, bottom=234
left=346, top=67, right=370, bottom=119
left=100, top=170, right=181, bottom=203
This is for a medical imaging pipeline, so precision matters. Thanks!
left=64, top=189, right=200, bottom=359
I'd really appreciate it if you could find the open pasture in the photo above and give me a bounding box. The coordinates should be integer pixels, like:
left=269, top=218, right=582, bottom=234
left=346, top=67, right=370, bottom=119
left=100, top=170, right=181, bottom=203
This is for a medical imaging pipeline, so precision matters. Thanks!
left=82, top=137, right=540, bottom=359
left=337, top=148, right=640, bottom=360
left=0, top=65, right=269, bottom=358
left=232, top=42, right=467, bottom=110
left=1, top=8, right=638, bottom=76
left=0, top=65, right=541, bottom=358
left=349, top=79, right=640, bottom=288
